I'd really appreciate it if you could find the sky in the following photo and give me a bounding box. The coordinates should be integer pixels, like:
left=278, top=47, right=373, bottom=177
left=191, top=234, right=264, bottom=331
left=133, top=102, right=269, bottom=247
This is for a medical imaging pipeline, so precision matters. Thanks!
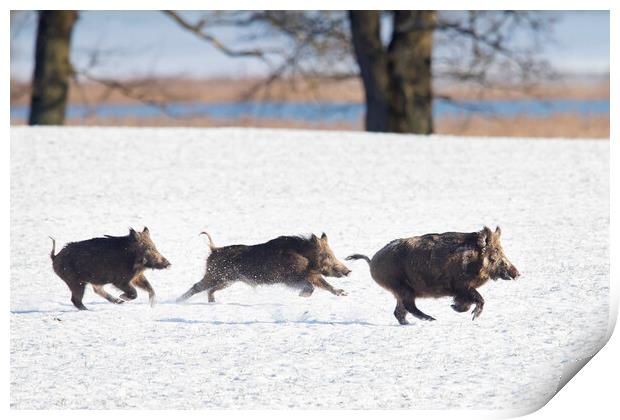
left=10, top=10, right=610, bottom=81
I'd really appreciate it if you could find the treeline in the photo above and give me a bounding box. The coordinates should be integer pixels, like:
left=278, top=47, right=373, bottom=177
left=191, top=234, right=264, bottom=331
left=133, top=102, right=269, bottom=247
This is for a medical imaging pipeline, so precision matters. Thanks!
left=26, top=11, right=554, bottom=134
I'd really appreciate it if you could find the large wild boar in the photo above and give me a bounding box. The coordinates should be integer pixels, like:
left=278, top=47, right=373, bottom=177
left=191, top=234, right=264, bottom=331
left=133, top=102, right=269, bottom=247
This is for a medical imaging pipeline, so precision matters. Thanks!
left=346, top=226, right=519, bottom=325
left=177, top=231, right=351, bottom=303
left=50, top=227, right=171, bottom=310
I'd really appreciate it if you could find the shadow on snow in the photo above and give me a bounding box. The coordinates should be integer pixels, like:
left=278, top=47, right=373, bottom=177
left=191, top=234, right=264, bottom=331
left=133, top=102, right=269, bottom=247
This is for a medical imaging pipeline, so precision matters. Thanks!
left=156, top=317, right=388, bottom=327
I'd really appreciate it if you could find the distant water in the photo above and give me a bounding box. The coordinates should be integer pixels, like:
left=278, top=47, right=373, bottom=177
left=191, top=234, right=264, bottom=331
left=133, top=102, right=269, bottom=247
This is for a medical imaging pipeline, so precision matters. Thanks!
left=10, top=99, right=610, bottom=122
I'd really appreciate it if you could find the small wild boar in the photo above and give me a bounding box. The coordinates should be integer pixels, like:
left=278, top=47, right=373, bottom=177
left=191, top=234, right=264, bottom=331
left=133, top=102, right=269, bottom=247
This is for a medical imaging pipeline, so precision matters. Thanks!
left=346, top=226, right=519, bottom=325
left=50, top=227, right=171, bottom=310
left=177, top=231, right=351, bottom=303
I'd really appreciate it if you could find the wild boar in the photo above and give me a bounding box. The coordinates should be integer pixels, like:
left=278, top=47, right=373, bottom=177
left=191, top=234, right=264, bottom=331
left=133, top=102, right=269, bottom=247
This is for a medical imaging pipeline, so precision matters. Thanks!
left=346, top=226, right=519, bottom=325
left=177, top=231, right=351, bottom=303
left=50, top=227, right=171, bottom=310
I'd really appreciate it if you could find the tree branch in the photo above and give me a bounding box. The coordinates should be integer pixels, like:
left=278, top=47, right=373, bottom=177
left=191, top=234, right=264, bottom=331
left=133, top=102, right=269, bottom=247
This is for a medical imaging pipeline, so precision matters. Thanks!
left=163, top=11, right=275, bottom=60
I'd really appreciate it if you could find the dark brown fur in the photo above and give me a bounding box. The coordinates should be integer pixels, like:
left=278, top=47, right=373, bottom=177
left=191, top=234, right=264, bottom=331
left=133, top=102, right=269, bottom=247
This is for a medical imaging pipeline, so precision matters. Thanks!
left=50, top=227, right=170, bottom=310
left=177, top=232, right=351, bottom=303
left=346, top=226, right=519, bottom=325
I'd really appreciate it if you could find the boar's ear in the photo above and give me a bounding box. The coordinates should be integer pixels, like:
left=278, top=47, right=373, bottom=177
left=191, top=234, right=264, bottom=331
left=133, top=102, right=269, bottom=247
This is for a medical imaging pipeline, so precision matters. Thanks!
left=310, top=233, right=319, bottom=243
left=495, top=226, right=502, bottom=237
left=143, top=226, right=150, bottom=235
left=321, top=232, right=328, bottom=242
left=478, top=226, right=493, bottom=249
left=129, top=228, right=139, bottom=240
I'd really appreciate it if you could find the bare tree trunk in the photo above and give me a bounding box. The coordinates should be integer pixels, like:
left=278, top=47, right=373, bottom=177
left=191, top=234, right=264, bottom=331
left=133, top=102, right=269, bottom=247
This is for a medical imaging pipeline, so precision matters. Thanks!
left=28, top=11, right=78, bottom=125
left=348, top=10, right=435, bottom=134
left=348, top=11, right=389, bottom=132
left=387, top=11, right=434, bottom=134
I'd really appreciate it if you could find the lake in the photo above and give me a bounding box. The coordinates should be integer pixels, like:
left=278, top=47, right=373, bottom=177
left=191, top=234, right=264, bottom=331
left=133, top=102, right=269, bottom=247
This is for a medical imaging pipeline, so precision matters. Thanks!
left=10, top=98, right=610, bottom=122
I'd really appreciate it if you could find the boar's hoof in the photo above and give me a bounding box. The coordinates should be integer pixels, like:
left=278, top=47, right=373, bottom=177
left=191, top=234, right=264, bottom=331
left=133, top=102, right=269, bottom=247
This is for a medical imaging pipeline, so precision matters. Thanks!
left=149, top=296, right=156, bottom=308
left=299, top=289, right=314, bottom=297
left=120, top=293, right=137, bottom=301
left=397, top=318, right=410, bottom=325
left=334, top=289, right=347, bottom=296
left=113, top=298, right=125, bottom=304
left=71, top=298, right=88, bottom=310
left=471, top=305, right=484, bottom=320
left=451, top=302, right=471, bottom=313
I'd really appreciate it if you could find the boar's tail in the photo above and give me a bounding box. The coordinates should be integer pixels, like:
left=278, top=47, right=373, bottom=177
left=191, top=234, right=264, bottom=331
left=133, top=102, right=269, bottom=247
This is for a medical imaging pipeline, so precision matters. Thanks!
left=199, top=231, right=218, bottom=251
left=346, top=254, right=371, bottom=265
left=49, top=236, right=57, bottom=261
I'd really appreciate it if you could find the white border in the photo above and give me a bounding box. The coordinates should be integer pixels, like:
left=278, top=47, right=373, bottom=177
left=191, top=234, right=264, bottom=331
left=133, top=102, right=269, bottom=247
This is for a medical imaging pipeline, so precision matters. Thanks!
left=5, top=1, right=616, bottom=418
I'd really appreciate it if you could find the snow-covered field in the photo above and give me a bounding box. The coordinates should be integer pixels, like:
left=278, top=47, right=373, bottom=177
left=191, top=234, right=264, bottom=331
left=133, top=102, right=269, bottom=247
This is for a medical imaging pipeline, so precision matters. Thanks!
left=10, top=127, right=609, bottom=410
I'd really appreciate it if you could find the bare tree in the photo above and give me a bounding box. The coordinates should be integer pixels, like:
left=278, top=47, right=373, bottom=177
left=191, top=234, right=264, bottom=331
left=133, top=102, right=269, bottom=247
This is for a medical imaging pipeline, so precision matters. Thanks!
left=164, top=10, right=553, bottom=134
left=29, top=11, right=78, bottom=125
left=23, top=10, right=553, bottom=130
left=350, top=11, right=434, bottom=133
left=163, top=11, right=355, bottom=100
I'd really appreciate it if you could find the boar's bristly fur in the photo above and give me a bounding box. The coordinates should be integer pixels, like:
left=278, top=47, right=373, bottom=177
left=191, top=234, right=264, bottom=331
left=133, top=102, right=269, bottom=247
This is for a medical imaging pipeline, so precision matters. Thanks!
left=346, top=226, right=519, bottom=325
left=177, top=231, right=351, bottom=303
left=50, top=227, right=171, bottom=310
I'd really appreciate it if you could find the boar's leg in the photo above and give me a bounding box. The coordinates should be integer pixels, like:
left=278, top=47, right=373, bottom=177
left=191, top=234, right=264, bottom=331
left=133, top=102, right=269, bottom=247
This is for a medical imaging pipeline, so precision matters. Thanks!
left=132, top=274, right=156, bottom=307
left=396, top=287, right=435, bottom=322
left=68, top=281, right=88, bottom=310
left=207, top=282, right=232, bottom=303
left=298, top=282, right=315, bottom=297
left=117, top=283, right=138, bottom=302
left=394, top=300, right=409, bottom=325
left=92, top=284, right=124, bottom=304
left=455, top=288, right=485, bottom=320
left=307, top=273, right=347, bottom=296
left=177, top=271, right=226, bottom=303
left=451, top=296, right=472, bottom=313
left=177, top=278, right=209, bottom=303
left=403, top=300, right=435, bottom=322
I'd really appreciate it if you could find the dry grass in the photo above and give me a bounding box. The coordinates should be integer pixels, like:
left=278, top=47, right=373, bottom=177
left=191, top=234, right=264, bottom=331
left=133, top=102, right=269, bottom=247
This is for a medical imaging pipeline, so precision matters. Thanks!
left=436, top=113, right=609, bottom=139
left=437, top=80, right=610, bottom=101
left=10, top=78, right=364, bottom=106
left=10, top=114, right=359, bottom=131
left=10, top=113, right=609, bottom=139
left=11, top=76, right=608, bottom=139
left=10, top=77, right=609, bottom=106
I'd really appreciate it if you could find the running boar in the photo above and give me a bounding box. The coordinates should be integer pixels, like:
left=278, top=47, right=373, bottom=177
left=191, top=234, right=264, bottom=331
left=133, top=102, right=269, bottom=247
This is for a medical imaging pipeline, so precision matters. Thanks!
left=177, top=231, right=351, bottom=303
left=50, top=227, right=171, bottom=310
left=346, top=226, right=519, bottom=325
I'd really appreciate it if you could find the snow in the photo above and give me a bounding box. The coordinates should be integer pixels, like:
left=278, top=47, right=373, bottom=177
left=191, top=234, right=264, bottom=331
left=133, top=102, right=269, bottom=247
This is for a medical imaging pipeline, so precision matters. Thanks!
left=10, top=127, right=609, bottom=410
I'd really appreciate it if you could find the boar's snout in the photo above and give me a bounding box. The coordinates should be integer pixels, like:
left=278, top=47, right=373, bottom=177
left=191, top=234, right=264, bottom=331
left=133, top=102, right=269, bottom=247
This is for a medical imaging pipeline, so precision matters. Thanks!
left=507, top=264, right=520, bottom=280
left=498, top=263, right=519, bottom=280
left=144, top=253, right=171, bottom=270
left=327, top=264, right=351, bottom=278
